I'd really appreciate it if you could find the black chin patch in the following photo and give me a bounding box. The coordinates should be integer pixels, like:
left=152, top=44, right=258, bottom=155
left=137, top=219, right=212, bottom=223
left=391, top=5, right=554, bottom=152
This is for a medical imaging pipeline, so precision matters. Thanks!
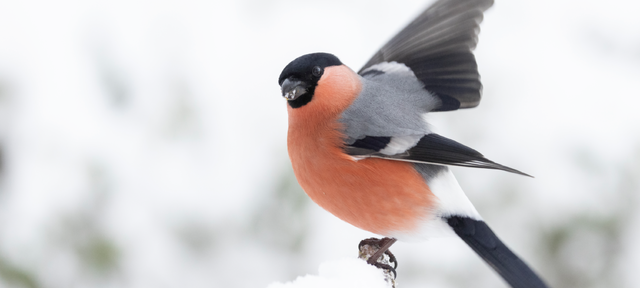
left=287, top=90, right=314, bottom=108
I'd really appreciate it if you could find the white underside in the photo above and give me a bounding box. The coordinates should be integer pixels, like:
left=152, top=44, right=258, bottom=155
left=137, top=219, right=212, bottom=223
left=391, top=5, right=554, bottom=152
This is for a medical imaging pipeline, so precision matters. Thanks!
left=386, top=168, right=482, bottom=242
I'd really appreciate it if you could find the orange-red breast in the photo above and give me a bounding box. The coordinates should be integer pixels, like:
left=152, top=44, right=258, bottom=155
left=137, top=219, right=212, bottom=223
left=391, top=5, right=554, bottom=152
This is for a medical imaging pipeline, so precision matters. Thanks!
left=278, top=0, right=548, bottom=287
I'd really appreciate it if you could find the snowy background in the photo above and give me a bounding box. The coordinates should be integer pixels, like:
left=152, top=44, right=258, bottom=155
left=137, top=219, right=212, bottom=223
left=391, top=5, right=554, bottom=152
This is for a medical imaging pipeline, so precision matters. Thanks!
left=0, top=0, right=639, bottom=287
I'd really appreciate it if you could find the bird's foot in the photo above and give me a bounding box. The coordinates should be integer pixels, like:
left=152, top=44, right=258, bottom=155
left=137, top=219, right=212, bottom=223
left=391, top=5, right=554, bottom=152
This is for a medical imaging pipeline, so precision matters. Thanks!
left=358, top=237, right=398, bottom=279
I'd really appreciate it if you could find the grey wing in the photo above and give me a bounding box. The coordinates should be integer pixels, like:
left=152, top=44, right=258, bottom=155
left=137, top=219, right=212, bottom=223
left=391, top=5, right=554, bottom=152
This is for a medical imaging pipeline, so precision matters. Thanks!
left=340, top=64, right=439, bottom=146
left=339, top=67, right=529, bottom=176
left=359, top=0, right=494, bottom=111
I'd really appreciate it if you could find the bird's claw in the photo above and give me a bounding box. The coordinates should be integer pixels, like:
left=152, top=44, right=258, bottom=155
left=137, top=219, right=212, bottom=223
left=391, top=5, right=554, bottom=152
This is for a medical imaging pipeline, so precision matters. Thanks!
left=358, top=237, right=398, bottom=279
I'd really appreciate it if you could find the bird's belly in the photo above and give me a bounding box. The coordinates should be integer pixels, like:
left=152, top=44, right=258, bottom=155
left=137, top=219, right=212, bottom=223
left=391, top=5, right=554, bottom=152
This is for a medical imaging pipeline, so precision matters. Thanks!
left=291, top=149, right=436, bottom=237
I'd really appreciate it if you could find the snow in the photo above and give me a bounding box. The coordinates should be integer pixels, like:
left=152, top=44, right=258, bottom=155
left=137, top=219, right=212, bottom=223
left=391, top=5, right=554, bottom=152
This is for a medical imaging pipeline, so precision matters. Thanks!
left=267, top=258, right=390, bottom=288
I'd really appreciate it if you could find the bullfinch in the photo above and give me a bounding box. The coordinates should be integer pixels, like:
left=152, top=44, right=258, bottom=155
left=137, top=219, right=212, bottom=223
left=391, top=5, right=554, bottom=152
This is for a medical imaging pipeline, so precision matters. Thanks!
left=278, top=0, right=548, bottom=287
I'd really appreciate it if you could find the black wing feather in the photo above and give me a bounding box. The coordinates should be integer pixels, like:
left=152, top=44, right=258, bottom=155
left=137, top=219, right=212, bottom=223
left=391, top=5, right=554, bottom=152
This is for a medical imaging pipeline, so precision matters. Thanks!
left=350, top=136, right=392, bottom=152
left=446, top=216, right=550, bottom=288
left=359, top=0, right=493, bottom=111
left=345, top=134, right=531, bottom=177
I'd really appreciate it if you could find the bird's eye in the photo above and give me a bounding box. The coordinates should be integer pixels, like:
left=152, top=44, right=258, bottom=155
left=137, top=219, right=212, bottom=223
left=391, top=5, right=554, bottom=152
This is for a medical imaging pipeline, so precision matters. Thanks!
left=312, top=66, right=323, bottom=77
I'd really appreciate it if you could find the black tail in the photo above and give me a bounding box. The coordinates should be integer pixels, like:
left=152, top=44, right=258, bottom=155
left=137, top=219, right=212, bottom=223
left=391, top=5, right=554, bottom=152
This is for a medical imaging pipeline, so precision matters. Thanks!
left=445, top=216, right=549, bottom=288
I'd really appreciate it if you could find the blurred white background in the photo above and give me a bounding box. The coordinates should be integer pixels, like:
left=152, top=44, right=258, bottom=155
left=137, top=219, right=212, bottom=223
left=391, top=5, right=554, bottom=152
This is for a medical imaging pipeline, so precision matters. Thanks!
left=0, top=0, right=639, bottom=287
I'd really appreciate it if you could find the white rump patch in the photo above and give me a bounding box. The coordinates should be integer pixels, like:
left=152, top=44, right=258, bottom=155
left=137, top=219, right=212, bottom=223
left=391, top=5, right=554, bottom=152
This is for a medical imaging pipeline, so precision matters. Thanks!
left=429, top=169, right=482, bottom=220
left=386, top=169, right=482, bottom=242
left=379, top=135, right=422, bottom=155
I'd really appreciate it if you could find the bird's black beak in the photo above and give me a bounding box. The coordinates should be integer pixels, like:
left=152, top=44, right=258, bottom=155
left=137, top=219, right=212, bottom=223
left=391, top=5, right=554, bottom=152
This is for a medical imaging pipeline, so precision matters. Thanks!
left=281, top=78, right=309, bottom=101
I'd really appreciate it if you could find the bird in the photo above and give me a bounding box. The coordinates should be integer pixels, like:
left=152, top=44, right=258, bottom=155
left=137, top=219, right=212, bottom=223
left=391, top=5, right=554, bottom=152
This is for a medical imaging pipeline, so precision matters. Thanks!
left=277, top=0, right=548, bottom=287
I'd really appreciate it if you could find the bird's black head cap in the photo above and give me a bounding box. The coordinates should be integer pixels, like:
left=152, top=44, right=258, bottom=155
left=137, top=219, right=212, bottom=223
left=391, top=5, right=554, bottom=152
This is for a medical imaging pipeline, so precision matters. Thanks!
left=278, top=53, right=342, bottom=108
